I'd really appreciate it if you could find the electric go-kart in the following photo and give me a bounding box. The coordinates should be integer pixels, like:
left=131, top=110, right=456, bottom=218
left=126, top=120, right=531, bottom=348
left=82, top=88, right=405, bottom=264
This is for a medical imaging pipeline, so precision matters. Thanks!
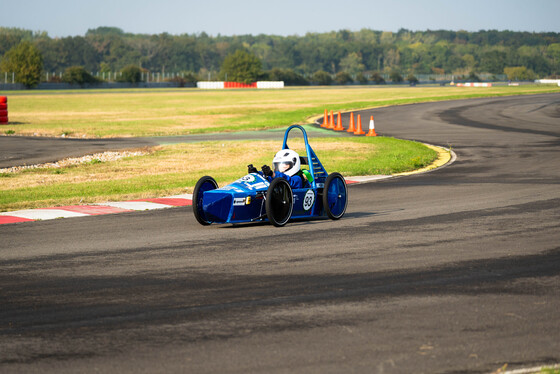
left=192, top=125, right=348, bottom=227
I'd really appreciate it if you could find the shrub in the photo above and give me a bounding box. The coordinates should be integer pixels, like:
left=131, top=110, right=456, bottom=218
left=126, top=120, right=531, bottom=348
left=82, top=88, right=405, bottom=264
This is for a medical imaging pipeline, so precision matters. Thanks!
left=63, top=66, right=100, bottom=86
left=118, top=65, right=142, bottom=84
left=468, top=71, right=481, bottom=82
left=370, top=72, right=385, bottom=84
left=267, top=68, right=308, bottom=86
left=312, top=70, right=332, bottom=85
left=390, top=70, right=403, bottom=83
left=356, top=73, right=368, bottom=84
left=335, top=71, right=353, bottom=85
left=166, top=74, right=196, bottom=87
left=407, top=74, right=419, bottom=85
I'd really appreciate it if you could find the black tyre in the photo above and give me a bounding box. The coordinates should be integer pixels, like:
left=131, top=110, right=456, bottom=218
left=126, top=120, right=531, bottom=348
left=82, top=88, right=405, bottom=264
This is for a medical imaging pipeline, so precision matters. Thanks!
left=323, top=172, right=348, bottom=220
left=192, top=176, right=218, bottom=225
left=266, top=178, right=293, bottom=227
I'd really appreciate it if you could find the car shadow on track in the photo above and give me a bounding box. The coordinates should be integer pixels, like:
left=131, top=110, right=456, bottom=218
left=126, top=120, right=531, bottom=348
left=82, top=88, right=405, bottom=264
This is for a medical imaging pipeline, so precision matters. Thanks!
left=218, top=210, right=398, bottom=229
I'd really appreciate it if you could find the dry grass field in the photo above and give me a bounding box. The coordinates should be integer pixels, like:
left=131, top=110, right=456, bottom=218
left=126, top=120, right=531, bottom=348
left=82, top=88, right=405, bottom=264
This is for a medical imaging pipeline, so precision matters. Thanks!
left=3, top=84, right=559, bottom=138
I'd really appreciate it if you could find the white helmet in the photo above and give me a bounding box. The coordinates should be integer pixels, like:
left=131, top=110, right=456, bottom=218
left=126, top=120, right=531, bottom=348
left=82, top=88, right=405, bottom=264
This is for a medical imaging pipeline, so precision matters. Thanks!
left=273, top=149, right=301, bottom=177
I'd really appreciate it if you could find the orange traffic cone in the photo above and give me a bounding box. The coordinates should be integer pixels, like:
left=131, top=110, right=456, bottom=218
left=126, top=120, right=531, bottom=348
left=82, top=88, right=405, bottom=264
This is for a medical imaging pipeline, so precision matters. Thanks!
left=334, top=111, right=344, bottom=131
left=347, top=112, right=356, bottom=133
left=328, top=110, right=335, bottom=129
left=366, top=115, right=377, bottom=136
left=354, top=114, right=365, bottom=135
left=321, top=109, right=328, bottom=127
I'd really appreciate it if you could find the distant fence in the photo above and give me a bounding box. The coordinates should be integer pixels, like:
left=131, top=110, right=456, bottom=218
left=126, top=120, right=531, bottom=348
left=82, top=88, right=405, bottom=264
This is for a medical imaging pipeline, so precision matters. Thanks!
left=408, top=73, right=507, bottom=82
left=1, top=71, right=197, bottom=83
left=0, top=81, right=196, bottom=90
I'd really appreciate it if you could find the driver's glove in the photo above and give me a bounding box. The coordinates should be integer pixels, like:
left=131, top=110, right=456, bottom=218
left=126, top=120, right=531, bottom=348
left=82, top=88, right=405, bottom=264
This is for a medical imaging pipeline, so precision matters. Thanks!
left=261, top=164, right=273, bottom=177
left=247, top=164, right=258, bottom=174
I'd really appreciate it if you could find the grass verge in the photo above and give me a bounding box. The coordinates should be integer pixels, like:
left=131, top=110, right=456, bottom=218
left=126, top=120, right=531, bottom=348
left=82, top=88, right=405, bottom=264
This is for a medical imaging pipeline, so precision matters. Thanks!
left=0, top=137, right=437, bottom=211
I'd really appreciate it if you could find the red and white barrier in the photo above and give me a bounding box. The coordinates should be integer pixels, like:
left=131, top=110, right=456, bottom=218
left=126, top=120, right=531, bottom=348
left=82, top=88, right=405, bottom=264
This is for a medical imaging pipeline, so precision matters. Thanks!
left=535, top=79, right=560, bottom=86
left=256, top=81, right=284, bottom=89
left=456, top=82, right=492, bottom=87
left=0, top=194, right=193, bottom=224
left=197, top=81, right=284, bottom=89
left=197, top=81, right=225, bottom=89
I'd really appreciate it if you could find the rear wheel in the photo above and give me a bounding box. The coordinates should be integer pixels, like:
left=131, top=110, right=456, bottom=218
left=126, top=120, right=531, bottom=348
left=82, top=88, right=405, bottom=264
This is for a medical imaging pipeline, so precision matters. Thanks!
left=266, top=178, right=293, bottom=227
left=323, top=172, right=348, bottom=220
left=192, top=176, right=218, bottom=225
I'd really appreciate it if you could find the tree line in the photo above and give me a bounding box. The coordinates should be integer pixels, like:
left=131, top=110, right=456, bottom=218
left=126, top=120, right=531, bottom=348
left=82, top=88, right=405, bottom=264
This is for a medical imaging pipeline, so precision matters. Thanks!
left=1, top=26, right=559, bottom=87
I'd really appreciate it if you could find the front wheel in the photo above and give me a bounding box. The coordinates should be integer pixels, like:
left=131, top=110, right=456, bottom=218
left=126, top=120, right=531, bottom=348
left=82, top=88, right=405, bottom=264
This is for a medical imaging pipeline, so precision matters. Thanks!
left=266, top=178, right=293, bottom=227
left=323, top=172, right=348, bottom=220
left=192, top=176, right=218, bottom=225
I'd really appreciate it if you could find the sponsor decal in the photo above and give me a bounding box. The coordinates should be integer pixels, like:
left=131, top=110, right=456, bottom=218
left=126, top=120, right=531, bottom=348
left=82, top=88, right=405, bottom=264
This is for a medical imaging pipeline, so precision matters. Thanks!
left=249, top=182, right=269, bottom=190
left=233, top=174, right=270, bottom=191
left=239, top=174, right=256, bottom=183
left=233, top=198, right=246, bottom=206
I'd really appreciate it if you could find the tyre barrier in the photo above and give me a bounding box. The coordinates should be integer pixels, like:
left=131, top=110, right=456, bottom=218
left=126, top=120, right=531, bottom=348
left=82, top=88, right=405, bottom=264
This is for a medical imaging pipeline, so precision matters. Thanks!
left=224, top=81, right=257, bottom=88
left=455, top=82, right=493, bottom=87
left=197, top=81, right=284, bottom=89
left=0, top=96, right=7, bottom=124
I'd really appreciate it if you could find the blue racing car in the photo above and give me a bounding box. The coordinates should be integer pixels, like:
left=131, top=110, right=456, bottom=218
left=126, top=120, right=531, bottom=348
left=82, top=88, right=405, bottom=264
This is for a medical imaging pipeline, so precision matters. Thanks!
left=192, top=125, right=348, bottom=227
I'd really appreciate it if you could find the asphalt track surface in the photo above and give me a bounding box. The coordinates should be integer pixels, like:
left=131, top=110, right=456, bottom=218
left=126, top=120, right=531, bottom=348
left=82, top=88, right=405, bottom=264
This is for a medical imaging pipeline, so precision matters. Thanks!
left=1, top=93, right=559, bottom=373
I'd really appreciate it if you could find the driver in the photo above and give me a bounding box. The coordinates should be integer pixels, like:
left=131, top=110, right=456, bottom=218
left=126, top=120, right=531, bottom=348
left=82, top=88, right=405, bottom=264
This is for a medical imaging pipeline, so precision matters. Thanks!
left=248, top=149, right=311, bottom=188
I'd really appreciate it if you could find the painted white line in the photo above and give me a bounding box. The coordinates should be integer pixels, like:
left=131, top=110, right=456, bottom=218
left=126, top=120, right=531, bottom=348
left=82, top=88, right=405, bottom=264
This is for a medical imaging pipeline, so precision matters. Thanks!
left=96, top=201, right=173, bottom=211
left=347, top=175, right=392, bottom=183
left=165, top=193, right=193, bottom=199
left=0, top=209, right=89, bottom=220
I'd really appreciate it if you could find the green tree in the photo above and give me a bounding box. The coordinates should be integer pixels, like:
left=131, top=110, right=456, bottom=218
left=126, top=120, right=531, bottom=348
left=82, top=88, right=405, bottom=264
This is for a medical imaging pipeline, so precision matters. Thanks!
left=480, top=50, right=506, bottom=74
left=504, top=66, right=536, bottom=81
left=340, top=52, right=365, bottom=76
left=220, top=50, right=262, bottom=84
left=0, top=41, right=43, bottom=88
left=3, top=27, right=560, bottom=82
left=546, top=44, right=560, bottom=74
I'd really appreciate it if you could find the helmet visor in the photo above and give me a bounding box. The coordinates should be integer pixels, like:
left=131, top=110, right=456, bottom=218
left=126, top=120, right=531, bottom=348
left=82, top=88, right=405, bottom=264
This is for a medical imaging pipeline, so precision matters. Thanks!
left=273, top=161, right=294, bottom=174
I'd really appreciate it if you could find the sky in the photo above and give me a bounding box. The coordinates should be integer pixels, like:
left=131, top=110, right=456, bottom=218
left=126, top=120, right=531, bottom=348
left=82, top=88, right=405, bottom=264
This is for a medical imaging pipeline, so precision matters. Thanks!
left=1, top=0, right=559, bottom=37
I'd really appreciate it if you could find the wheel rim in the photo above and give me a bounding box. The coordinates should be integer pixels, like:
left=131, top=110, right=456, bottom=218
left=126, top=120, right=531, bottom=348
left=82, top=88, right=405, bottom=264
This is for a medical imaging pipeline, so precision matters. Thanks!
left=266, top=179, right=293, bottom=226
left=326, top=176, right=347, bottom=219
left=270, top=182, right=291, bottom=223
left=193, top=177, right=218, bottom=225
